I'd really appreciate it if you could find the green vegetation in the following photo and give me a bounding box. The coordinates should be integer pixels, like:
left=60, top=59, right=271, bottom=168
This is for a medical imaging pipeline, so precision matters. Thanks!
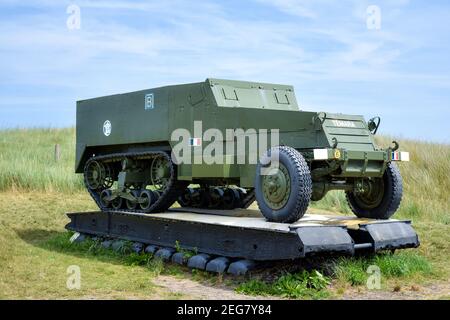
left=333, top=252, right=432, bottom=286
left=0, top=128, right=448, bottom=299
left=235, top=251, right=433, bottom=297
left=46, top=232, right=179, bottom=277
left=0, top=191, right=170, bottom=299
left=0, top=128, right=84, bottom=192
left=174, top=240, right=198, bottom=259
left=237, top=270, right=330, bottom=299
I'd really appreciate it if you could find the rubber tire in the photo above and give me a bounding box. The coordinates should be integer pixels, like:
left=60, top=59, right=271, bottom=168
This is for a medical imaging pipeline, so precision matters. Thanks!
left=255, top=146, right=312, bottom=223
left=346, top=162, right=403, bottom=219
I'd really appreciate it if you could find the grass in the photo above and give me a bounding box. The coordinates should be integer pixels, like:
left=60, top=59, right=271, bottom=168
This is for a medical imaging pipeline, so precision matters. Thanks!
left=333, top=252, right=433, bottom=286
left=46, top=232, right=178, bottom=277
left=235, top=251, right=435, bottom=298
left=0, top=128, right=84, bottom=192
left=0, top=191, right=190, bottom=299
left=237, top=270, right=330, bottom=299
left=174, top=240, right=198, bottom=259
left=0, top=127, right=449, bottom=299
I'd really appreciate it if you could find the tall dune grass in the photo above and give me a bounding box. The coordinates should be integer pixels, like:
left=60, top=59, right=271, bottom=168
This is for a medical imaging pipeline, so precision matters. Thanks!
left=0, top=128, right=448, bottom=223
left=0, top=128, right=84, bottom=192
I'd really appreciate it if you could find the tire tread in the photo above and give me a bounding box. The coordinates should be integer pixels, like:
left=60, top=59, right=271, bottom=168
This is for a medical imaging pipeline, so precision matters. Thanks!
left=256, top=146, right=312, bottom=223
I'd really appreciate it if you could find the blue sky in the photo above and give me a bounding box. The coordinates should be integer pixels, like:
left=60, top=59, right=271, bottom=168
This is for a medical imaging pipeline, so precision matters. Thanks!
left=0, top=0, right=449, bottom=143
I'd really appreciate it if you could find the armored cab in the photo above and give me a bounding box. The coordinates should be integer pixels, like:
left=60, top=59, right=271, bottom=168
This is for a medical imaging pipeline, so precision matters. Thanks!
left=76, top=78, right=409, bottom=223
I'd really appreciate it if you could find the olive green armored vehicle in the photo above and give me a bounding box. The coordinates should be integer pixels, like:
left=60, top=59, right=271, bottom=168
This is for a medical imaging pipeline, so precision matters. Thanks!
left=76, top=79, right=409, bottom=223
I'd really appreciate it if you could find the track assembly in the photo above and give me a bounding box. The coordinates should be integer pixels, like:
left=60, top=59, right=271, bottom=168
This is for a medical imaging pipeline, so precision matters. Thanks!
left=84, top=151, right=255, bottom=215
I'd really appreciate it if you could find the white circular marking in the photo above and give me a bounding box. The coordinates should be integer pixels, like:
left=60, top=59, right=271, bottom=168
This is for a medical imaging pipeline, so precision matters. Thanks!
left=103, top=120, right=111, bottom=136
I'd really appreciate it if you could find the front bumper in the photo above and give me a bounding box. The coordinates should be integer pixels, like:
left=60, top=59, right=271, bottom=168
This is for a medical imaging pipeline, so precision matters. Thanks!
left=313, top=148, right=409, bottom=177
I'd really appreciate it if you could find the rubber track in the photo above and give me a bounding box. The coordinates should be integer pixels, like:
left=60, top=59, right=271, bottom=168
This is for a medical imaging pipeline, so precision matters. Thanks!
left=84, top=151, right=188, bottom=214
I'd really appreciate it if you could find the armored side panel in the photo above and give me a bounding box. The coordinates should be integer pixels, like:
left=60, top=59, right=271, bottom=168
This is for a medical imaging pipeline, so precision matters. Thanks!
left=169, top=79, right=323, bottom=185
left=76, top=78, right=388, bottom=186
left=76, top=82, right=206, bottom=173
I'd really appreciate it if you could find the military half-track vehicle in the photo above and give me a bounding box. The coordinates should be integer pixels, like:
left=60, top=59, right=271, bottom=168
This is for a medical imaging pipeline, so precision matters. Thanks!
left=76, top=79, right=409, bottom=223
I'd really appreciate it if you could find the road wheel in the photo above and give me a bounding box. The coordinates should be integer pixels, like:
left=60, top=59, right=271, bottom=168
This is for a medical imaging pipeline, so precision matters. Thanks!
left=111, top=197, right=123, bottom=210
left=178, top=188, right=195, bottom=207
left=139, top=190, right=158, bottom=212
left=346, top=162, right=403, bottom=219
left=99, top=189, right=112, bottom=208
left=255, top=146, right=312, bottom=223
left=126, top=190, right=140, bottom=210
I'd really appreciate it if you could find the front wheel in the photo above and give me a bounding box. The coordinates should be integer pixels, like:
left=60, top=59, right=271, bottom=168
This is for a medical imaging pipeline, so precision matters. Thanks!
left=255, top=146, right=312, bottom=223
left=346, top=162, right=403, bottom=219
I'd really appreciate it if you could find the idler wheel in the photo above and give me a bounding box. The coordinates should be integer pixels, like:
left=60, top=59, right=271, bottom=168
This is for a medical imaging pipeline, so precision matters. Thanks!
left=85, top=160, right=105, bottom=190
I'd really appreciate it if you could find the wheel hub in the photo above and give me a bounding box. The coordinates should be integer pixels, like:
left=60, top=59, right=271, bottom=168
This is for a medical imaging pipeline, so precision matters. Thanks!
left=354, top=177, right=384, bottom=209
left=262, top=164, right=290, bottom=209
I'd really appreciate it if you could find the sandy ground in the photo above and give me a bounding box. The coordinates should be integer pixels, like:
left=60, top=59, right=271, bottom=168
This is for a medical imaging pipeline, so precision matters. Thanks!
left=337, top=281, right=450, bottom=300
left=153, top=276, right=277, bottom=300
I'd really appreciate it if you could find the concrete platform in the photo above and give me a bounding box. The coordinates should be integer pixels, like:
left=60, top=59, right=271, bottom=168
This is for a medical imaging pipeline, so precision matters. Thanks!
left=65, top=208, right=419, bottom=261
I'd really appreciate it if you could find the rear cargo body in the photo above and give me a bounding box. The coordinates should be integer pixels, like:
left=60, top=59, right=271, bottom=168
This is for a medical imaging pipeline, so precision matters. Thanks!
left=76, top=79, right=385, bottom=183
left=76, top=79, right=311, bottom=174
